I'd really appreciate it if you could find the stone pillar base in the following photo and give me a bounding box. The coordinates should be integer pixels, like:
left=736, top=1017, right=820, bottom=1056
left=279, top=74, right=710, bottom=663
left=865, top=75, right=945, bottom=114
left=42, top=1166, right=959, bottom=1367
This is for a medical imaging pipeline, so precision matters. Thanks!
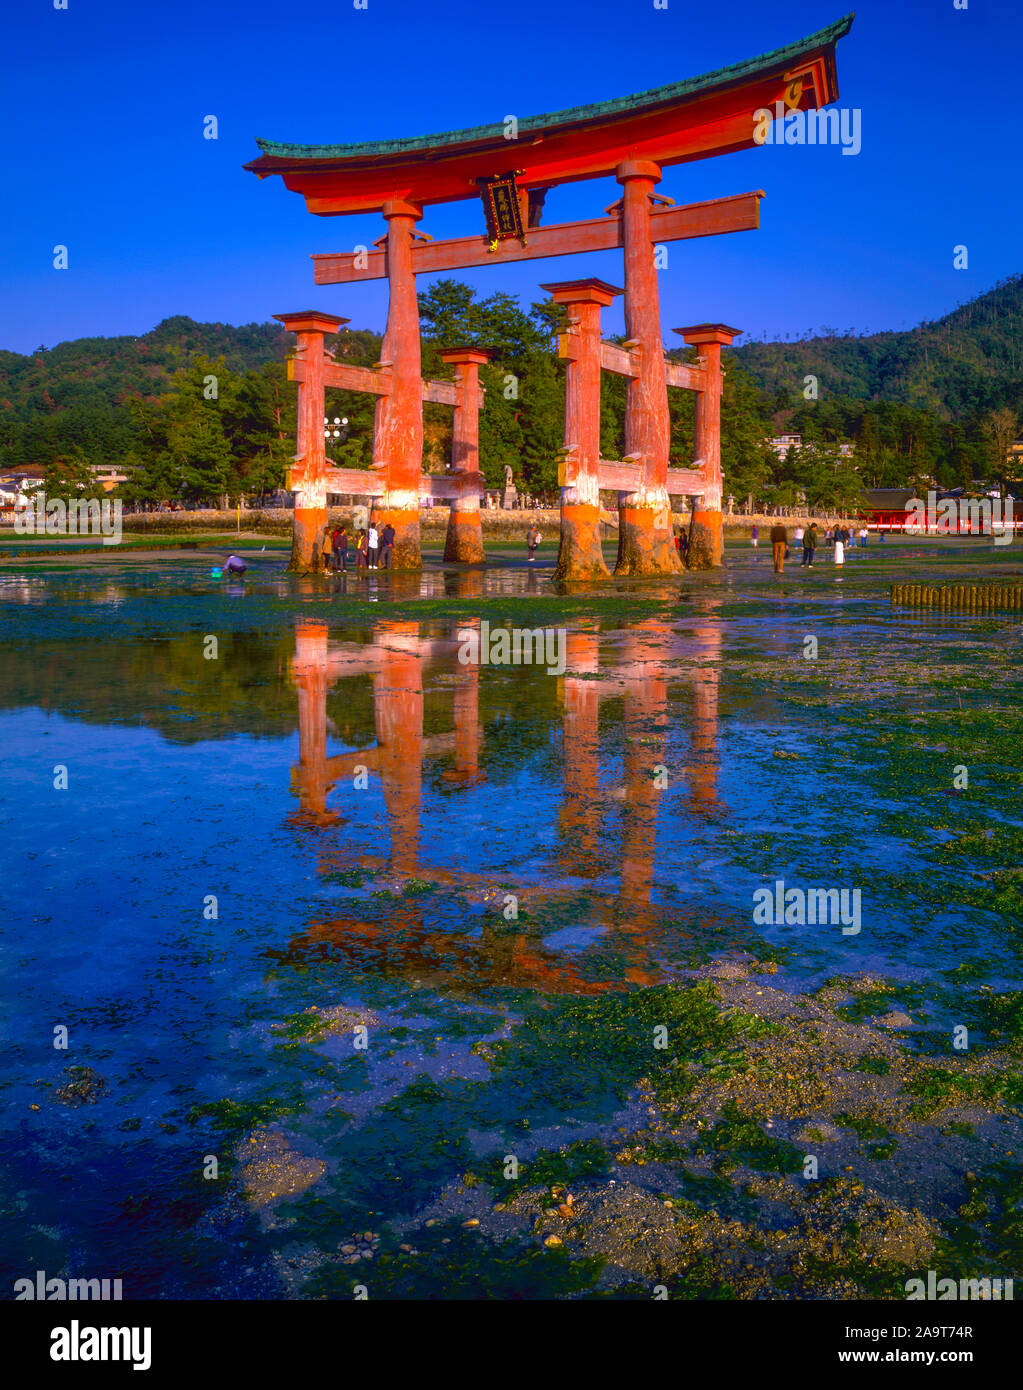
left=288, top=506, right=328, bottom=574
left=373, top=506, right=421, bottom=569
left=688, top=508, right=723, bottom=569
left=443, top=508, right=485, bottom=564
left=554, top=502, right=609, bottom=581
left=614, top=502, right=683, bottom=576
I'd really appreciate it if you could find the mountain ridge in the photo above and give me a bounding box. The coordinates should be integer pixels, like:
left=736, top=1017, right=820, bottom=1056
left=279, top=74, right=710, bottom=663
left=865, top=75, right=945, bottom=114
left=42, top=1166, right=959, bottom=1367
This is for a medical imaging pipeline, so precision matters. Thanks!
left=730, top=273, right=1023, bottom=419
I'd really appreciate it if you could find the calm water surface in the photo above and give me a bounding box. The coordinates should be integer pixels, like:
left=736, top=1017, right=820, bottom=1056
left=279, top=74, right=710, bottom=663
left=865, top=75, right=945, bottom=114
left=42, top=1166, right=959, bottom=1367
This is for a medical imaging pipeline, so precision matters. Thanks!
left=1, top=546, right=1020, bottom=1296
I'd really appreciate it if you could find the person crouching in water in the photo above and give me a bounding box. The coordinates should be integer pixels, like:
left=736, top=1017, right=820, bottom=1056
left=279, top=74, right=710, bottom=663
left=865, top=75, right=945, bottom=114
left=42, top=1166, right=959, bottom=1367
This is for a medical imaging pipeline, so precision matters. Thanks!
left=224, top=554, right=247, bottom=576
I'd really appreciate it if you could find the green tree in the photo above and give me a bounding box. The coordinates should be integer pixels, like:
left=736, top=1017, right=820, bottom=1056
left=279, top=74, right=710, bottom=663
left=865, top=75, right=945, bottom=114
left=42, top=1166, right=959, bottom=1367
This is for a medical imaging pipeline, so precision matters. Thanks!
left=719, top=361, right=775, bottom=506
left=982, top=407, right=1019, bottom=492
left=228, top=363, right=295, bottom=500
left=29, top=449, right=95, bottom=504
left=797, top=443, right=861, bottom=512
left=417, top=279, right=564, bottom=491
left=127, top=356, right=238, bottom=505
left=517, top=351, right=564, bottom=495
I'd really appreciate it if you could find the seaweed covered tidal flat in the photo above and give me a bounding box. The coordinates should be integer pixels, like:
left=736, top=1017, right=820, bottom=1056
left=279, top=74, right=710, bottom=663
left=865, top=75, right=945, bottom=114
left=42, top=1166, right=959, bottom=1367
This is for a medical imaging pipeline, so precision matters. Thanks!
left=1, top=538, right=1021, bottom=1307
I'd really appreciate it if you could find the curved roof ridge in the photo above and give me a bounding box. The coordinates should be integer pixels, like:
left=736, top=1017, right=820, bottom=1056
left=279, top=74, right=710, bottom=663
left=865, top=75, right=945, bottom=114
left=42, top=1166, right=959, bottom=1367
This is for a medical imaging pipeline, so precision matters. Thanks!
left=253, top=12, right=854, bottom=162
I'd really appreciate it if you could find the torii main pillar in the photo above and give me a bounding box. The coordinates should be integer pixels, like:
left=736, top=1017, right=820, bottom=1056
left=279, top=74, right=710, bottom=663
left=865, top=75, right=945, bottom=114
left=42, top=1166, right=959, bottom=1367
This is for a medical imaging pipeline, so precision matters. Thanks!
left=440, top=347, right=490, bottom=564
left=372, top=200, right=425, bottom=569
left=615, top=160, right=681, bottom=576
left=675, top=323, right=740, bottom=569
left=544, top=278, right=620, bottom=582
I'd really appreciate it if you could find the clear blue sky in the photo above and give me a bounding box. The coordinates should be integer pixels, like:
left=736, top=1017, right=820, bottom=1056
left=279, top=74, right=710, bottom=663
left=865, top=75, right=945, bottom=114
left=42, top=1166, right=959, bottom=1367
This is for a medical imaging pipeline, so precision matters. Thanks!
left=1, top=0, right=1020, bottom=354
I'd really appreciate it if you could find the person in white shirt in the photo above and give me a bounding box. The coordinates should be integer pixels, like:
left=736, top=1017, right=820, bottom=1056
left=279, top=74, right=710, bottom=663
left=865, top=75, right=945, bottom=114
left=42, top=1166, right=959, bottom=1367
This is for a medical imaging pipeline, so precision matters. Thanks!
left=367, top=524, right=379, bottom=568
left=794, top=526, right=804, bottom=549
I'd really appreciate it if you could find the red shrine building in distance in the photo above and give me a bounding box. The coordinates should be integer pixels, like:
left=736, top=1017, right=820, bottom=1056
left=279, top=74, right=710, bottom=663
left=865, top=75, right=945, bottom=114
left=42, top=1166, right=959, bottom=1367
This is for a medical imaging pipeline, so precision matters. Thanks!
left=245, top=14, right=854, bottom=575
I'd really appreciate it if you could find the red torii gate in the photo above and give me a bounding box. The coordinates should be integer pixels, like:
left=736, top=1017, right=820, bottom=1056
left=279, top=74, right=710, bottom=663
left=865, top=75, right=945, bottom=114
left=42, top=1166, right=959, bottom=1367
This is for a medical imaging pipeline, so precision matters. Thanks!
left=247, top=14, right=853, bottom=574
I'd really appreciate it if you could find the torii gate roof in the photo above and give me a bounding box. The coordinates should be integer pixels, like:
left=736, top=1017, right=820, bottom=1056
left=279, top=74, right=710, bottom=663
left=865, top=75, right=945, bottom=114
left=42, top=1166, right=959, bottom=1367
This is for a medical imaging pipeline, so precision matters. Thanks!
left=245, top=13, right=854, bottom=215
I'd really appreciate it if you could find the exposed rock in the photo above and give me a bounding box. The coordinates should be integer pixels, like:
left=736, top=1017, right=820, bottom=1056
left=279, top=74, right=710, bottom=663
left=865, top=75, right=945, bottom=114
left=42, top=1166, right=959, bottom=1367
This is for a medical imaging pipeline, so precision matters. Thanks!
left=708, top=959, right=752, bottom=981
left=796, top=1121, right=843, bottom=1144
left=308, top=1004, right=380, bottom=1034
left=236, top=1127, right=326, bottom=1225
left=53, top=1066, right=108, bottom=1106
left=876, top=1011, right=913, bottom=1029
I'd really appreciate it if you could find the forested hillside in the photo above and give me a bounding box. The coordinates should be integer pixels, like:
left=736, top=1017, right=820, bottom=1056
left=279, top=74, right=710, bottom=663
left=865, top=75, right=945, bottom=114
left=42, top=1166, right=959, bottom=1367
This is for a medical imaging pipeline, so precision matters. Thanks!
left=724, top=274, right=1023, bottom=501
left=733, top=274, right=1023, bottom=418
left=0, top=316, right=382, bottom=504
left=0, top=317, right=290, bottom=478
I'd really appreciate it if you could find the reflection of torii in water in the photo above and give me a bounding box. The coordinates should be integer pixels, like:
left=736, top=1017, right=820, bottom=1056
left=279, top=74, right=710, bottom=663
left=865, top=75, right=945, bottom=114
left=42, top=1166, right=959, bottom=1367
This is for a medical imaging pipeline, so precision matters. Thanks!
left=281, top=608, right=725, bottom=993
left=290, top=619, right=483, bottom=836
left=287, top=614, right=618, bottom=994
left=558, top=616, right=724, bottom=983
left=561, top=616, right=723, bottom=882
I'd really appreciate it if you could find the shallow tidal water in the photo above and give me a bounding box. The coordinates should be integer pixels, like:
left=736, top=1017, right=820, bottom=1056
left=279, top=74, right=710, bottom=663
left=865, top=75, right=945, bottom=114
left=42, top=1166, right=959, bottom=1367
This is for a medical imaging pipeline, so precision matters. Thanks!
left=1, top=538, right=1021, bottom=1298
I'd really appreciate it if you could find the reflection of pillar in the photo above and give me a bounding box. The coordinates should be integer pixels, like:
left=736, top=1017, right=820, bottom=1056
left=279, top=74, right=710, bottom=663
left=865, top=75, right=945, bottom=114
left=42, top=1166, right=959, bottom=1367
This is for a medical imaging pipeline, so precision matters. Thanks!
left=615, top=161, right=679, bottom=576
left=386, top=570, right=427, bottom=603
left=542, top=280, right=621, bottom=581
left=444, top=619, right=484, bottom=786
left=620, top=623, right=669, bottom=912
left=373, top=201, right=424, bottom=570
left=688, top=622, right=722, bottom=814
left=291, top=906, right=612, bottom=997
left=275, top=311, right=350, bottom=574
left=291, top=621, right=340, bottom=823
left=675, top=324, right=740, bottom=569
left=373, top=622, right=423, bottom=873
left=443, top=569, right=484, bottom=600
left=441, top=348, right=490, bottom=564
left=559, top=628, right=602, bottom=872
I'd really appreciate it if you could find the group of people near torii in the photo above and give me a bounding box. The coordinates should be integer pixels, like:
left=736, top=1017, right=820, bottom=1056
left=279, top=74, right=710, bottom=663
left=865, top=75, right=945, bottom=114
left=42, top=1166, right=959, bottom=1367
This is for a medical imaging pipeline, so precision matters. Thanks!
left=321, top=521, right=395, bottom=572
left=756, top=521, right=870, bottom=573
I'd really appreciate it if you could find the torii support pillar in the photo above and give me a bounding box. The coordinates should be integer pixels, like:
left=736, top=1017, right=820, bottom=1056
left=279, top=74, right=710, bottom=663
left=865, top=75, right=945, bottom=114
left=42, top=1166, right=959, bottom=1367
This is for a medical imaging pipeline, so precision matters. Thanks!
left=275, top=310, right=350, bottom=573
left=543, top=279, right=620, bottom=582
left=440, top=347, right=490, bottom=564
left=675, top=323, right=740, bottom=568
left=615, top=161, right=680, bottom=576
left=372, top=200, right=425, bottom=569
